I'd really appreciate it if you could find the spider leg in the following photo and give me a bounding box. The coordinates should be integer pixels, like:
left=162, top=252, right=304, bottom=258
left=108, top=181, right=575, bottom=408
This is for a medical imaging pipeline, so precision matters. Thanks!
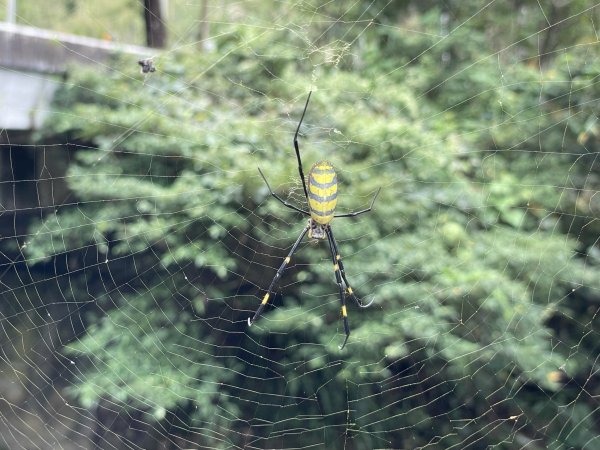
left=327, top=228, right=375, bottom=309
left=334, top=187, right=381, bottom=219
left=248, top=225, right=309, bottom=327
left=294, top=92, right=312, bottom=201
left=258, top=167, right=310, bottom=216
left=325, top=226, right=351, bottom=350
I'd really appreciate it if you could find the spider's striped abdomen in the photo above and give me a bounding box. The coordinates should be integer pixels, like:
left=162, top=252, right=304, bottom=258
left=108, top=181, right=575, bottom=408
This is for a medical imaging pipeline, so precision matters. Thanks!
left=307, top=160, right=338, bottom=225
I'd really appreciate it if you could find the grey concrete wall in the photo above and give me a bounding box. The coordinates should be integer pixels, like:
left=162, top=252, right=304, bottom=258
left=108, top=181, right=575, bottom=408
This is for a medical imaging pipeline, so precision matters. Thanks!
left=0, top=22, right=154, bottom=130
left=0, top=22, right=153, bottom=73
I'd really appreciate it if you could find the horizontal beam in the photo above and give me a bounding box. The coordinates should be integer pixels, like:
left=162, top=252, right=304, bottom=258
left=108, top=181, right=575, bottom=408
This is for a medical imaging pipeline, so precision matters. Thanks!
left=0, top=22, right=155, bottom=130
left=0, top=22, right=153, bottom=74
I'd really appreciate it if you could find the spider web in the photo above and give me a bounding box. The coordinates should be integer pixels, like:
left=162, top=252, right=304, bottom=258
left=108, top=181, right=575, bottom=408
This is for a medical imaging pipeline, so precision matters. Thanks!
left=1, top=1, right=600, bottom=449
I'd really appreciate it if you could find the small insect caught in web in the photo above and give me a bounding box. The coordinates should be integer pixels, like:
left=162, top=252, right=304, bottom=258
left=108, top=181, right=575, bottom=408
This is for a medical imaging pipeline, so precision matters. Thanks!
left=138, top=58, right=156, bottom=74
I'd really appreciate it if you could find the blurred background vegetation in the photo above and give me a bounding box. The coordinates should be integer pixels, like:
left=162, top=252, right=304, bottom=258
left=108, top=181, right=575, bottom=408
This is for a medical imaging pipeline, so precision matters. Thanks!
left=1, top=0, right=600, bottom=448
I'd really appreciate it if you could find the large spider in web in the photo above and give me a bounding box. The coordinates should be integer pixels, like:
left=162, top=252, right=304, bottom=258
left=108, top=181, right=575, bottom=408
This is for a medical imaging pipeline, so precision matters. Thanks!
left=248, top=91, right=381, bottom=349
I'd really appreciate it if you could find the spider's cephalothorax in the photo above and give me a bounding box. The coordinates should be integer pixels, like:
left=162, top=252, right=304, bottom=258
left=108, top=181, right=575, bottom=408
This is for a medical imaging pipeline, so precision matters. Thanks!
left=307, top=160, right=338, bottom=239
left=248, top=91, right=381, bottom=349
left=308, top=219, right=327, bottom=240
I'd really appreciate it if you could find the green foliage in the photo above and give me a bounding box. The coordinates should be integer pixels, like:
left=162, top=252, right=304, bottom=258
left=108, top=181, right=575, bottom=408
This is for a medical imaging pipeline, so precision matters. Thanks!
left=24, top=1, right=600, bottom=448
left=12, top=0, right=144, bottom=42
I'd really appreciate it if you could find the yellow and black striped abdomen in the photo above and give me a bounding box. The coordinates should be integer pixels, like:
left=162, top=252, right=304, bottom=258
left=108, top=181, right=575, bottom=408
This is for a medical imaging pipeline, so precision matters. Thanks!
left=307, top=160, right=338, bottom=224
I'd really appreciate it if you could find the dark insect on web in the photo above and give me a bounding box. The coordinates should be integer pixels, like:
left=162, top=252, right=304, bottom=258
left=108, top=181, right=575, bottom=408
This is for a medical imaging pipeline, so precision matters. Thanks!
left=248, top=91, right=381, bottom=350
left=138, top=58, right=156, bottom=74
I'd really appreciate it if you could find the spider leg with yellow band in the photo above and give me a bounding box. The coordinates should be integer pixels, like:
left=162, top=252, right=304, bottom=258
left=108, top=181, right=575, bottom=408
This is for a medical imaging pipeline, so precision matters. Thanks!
left=248, top=91, right=380, bottom=349
left=326, top=229, right=375, bottom=310
left=248, top=226, right=309, bottom=327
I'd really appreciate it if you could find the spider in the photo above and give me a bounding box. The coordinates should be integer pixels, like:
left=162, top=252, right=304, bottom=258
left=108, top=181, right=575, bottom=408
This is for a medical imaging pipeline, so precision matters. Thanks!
left=247, top=91, right=381, bottom=349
